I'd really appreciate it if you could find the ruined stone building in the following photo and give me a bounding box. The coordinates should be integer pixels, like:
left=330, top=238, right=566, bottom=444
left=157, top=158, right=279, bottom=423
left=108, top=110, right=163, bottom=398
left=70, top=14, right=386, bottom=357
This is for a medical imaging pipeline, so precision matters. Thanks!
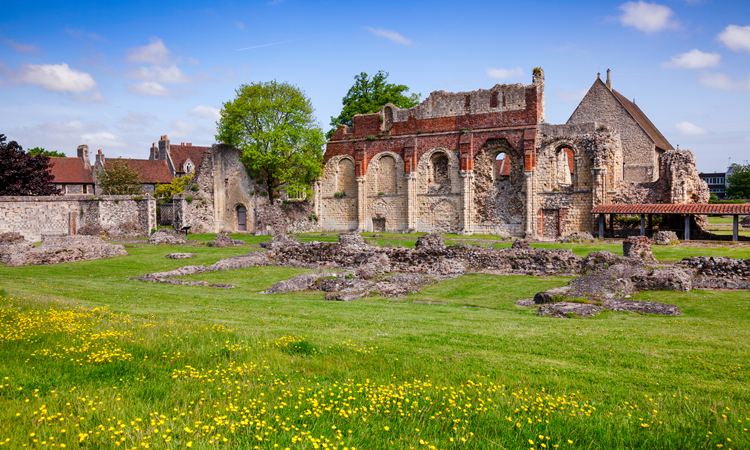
left=568, top=70, right=673, bottom=183
left=315, top=68, right=705, bottom=239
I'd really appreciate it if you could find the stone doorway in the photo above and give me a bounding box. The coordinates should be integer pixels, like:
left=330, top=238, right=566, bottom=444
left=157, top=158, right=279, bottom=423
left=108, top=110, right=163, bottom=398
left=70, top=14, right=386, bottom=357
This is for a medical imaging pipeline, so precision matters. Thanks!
left=542, top=209, right=559, bottom=239
left=372, top=217, right=386, bottom=232
left=237, top=206, right=247, bottom=231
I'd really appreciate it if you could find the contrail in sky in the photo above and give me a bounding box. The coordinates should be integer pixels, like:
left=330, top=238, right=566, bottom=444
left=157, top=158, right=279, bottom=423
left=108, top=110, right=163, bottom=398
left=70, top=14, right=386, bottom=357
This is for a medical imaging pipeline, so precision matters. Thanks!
left=236, top=30, right=345, bottom=51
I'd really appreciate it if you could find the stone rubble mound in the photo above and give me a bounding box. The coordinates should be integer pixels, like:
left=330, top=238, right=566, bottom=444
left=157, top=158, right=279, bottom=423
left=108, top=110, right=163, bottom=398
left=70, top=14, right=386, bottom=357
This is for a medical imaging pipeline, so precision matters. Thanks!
left=5, top=235, right=128, bottom=267
left=207, top=232, right=244, bottom=248
left=0, top=233, right=35, bottom=265
left=148, top=228, right=187, bottom=245
left=259, top=233, right=299, bottom=250
left=560, top=232, right=596, bottom=243
left=165, top=253, right=196, bottom=259
left=678, top=256, right=750, bottom=289
left=511, top=239, right=531, bottom=249
left=132, top=251, right=269, bottom=287
left=652, top=230, right=679, bottom=245
left=414, top=233, right=446, bottom=251
left=338, top=231, right=367, bottom=248
left=623, top=236, right=656, bottom=263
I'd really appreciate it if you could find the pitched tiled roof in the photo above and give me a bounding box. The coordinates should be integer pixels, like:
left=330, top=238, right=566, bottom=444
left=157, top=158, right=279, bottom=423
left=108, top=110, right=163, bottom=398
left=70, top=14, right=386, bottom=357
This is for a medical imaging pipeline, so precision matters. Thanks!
left=48, top=157, right=94, bottom=184
left=611, top=89, right=674, bottom=151
left=592, top=204, right=750, bottom=214
left=170, top=144, right=210, bottom=172
left=104, top=159, right=172, bottom=184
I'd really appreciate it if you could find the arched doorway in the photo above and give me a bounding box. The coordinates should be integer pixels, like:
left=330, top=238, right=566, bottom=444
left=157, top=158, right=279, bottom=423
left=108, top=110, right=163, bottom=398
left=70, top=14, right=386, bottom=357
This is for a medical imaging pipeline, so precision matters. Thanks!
left=237, top=205, right=247, bottom=231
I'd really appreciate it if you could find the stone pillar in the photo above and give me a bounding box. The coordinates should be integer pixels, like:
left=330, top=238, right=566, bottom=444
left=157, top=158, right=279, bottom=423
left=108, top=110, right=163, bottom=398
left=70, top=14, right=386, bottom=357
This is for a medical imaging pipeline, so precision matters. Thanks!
left=357, top=177, right=367, bottom=231
left=524, top=170, right=534, bottom=237
left=460, top=171, right=474, bottom=235
left=406, top=174, right=415, bottom=230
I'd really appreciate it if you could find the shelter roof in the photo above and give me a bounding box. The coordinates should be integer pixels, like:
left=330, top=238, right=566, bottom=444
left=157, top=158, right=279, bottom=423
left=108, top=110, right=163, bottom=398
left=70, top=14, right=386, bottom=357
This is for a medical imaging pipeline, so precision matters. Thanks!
left=592, top=203, right=750, bottom=215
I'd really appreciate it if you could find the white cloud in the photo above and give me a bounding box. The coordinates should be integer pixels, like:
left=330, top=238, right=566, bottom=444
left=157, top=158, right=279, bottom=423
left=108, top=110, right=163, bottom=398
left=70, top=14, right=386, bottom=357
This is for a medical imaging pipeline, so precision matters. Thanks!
left=65, top=27, right=107, bottom=42
left=717, top=25, right=750, bottom=52
left=662, top=49, right=721, bottom=69
left=555, top=89, right=588, bottom=102
left=126, top=65, right=191, bottom=83
left=619, top=1, right=679, bottom=34
left=699, top=72, right=749, bottom=90
left=41, top=120, right=86, bottom=132
left=2, top=37, right=40, bottom=54
left=189, top=105, right=221, bottom=121
left=16, top=63, right=97, bottom=93
left=69, top=92, right=106, bottom=103
left=122, top=111, right=158, bottom=125
left=486, top=67, right=524, bottom=80
left=125, top=38, right=175, bottom=66
left=188, top=57, right=200, bottom=65
left=81, top=132, right=126, bottom=147
left=365, top=27, right=413, bottom=45
left=126, top=81, right=171, bottom=97
left=675, top=121, right=708, bottom=136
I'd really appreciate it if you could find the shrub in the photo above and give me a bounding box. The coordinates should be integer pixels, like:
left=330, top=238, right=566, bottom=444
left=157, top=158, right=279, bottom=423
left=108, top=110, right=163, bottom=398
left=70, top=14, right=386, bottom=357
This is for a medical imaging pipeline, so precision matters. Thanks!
left=190, top=184, right=200, bottom=192
left=378, top=191, right=384, bottom=196
left=114, top=198, right=119, bottom=203
left=133, top=196, right=143, bottom=201
left=366, top=135, right=376, bottom=141
left=186, top=196, right=194, bottom=202
left=309, top=214, right=318, bottom=221
left=334, top=192, right=347, bottom=198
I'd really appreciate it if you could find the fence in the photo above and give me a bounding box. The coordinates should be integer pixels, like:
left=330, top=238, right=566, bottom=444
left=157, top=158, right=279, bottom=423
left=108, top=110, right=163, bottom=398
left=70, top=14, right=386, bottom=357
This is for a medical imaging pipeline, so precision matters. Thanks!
left=157, top=203, right=175, bottom=226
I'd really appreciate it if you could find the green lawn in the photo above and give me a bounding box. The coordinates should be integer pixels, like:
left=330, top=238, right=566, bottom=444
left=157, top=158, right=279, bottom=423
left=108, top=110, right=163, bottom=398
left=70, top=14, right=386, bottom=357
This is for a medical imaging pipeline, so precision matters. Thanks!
left=1, top=238, right=749, bottom=449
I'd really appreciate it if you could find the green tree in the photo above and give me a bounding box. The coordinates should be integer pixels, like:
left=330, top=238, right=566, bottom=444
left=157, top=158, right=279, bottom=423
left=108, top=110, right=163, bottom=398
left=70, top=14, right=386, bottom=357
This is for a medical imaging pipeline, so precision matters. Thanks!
left=216, top=80, right=325, bottom=205
left=28, top=147, right=66, bottom=157
left=328, top=71, right=420, bottom=138
left=154, top=173, right=194, bottom=202
left=97, top=158, right=144, bottom=195
left=726, top=163, right=750, bottom=199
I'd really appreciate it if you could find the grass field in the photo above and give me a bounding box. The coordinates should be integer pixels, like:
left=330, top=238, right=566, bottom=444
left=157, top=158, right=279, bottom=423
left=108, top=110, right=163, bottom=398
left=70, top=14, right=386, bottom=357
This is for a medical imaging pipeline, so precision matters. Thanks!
left=1, top=235, right=749, bottom=449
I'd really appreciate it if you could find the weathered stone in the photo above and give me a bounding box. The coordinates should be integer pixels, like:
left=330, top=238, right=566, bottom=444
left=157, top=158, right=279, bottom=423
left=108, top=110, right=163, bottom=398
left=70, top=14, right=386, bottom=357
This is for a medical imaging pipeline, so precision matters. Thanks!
left=623, top=236, right=656, bottom=263
left=533, top=286, right=572, bottom=304
left=741, top=216, right=750, bottom=229
left=165, top=253, right=196, bottom=259
left=259, top=233, right=299, bottom=250
left=148, top=228, right=187, bottom=245
left=0, top=241, right=34, bottom=265
left=207, top=232, right=235, bottom=248
left=511, top=239, right=531, bottom=249
left=537, top=302, right=603, bottom=318
left=560, top=232, right=596, bottom=243
left=414, top=233, right=445, bottom=251
left=603, top=298, right=681, bottom=315
left=261, top=273, right=328, bottom=294
left=631, top=267, right=692, bottom=292
left=6, top=235, right=127, bottom=267
left=0, top=232, right=25, bottom=243
left=652, top=230, right=679, bottom=245
left=339, top=231, right=366, bottom=247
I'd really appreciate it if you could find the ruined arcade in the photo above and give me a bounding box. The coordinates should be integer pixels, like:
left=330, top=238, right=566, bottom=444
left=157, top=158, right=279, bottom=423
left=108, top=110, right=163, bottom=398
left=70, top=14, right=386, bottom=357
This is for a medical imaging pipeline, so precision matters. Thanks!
left=317, top=68, right=704, bottom=239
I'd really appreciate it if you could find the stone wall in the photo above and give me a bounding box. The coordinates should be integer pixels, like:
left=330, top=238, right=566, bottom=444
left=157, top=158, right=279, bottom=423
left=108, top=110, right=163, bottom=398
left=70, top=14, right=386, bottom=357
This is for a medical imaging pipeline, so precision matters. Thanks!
left=567, top=78, right=658, bottom=183
left=0, top=195, right=156, bottom=241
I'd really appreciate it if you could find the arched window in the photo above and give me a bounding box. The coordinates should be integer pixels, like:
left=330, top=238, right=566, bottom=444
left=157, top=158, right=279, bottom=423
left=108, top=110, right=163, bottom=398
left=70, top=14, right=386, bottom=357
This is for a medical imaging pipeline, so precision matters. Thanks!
left=556, top=147, right=574, bottom=187
left=494, top=152, right=510, bottom=181
left=430, top=152, right=451, bottom=192
left=378, top=155, right=397, bottom=195
left=337, top=158, right=356, bottom=196
left=383, top=106, right=394, bottom=131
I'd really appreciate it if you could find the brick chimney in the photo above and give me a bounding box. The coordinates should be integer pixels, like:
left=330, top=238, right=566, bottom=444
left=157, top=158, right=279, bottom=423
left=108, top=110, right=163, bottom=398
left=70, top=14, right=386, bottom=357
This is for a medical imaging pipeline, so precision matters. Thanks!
left=77, top=144, right=90, bottom=169
left=606, top=69, right=612, bottom=91
left=149, top=143, right=158, bottom=160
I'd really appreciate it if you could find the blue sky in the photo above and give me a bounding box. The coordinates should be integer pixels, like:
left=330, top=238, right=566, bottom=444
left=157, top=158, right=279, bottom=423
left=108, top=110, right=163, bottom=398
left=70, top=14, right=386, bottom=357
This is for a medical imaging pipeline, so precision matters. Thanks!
left=1, top=0, right=749, bottom=172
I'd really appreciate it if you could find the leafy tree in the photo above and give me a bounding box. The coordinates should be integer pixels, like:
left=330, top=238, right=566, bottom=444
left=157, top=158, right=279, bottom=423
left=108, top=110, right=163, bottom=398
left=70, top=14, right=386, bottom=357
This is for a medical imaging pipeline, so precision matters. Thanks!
left=216, top=80, right=326, bottom=205
left=0, top=134, right=60, bottom=196
left=726, top=163, right=750, bottom=199
left=154, top=173, right=194, bottom=202
left=328, top=71, right=421, bottom=138
left=28, top=147, right=66, bottom=157
left=97, top=158, right=144, bottom=195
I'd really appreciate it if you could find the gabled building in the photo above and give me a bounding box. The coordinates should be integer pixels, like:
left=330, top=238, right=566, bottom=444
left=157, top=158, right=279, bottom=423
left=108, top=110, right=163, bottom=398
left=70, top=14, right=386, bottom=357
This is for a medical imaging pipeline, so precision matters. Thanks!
left=567, top=69, right=673, bottom=183
left=93, top=149, right=172, bottom=194
left=47, top=145, right=95, bottom=195
left=148, top=135, right=211, bottom=178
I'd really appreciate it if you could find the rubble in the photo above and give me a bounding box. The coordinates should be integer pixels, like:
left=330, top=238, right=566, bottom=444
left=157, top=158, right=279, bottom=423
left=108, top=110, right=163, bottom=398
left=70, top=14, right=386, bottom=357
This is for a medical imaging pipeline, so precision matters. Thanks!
left=652, top=230, right=679, bottom=245
left=0, top=233, right=34, bottom=265
left=623, top=236, right=656, bottom=263
left=5, top=235, right=127, bottom=267
left=560, top=232, right=596, bottom=243
left=166, top=253, right=196, bottom=259
left=414, top=233, right=446, bottom=251
left=207, top=232, right=244, bottom=247
left=148, top=228, right=187, bottom=245
left=742, top=216, right=750, bottom=229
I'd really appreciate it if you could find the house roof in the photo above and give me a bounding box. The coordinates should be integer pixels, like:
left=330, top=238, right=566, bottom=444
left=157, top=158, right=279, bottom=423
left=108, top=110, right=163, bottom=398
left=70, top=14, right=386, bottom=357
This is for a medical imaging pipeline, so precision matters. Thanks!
left=610, top=88, right=674, bottom=151
left=591, top=203, right=750, bottom=215
left=104, top=159, right=172, bottom=184
left=170, top=143, right=210, bottom=172
left=48, top=157, right=94, bottom=184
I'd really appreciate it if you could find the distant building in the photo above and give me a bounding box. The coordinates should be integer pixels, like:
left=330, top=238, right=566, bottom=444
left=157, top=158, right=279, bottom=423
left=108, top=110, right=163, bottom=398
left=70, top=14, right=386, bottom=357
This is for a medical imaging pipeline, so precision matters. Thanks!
left=47, top=145, right=95, bottom=194
left=93, top=149, right=172, bottom=194
left=149, top=135, right=211, bottom=178
left=699, top=172, right=727, bottom=199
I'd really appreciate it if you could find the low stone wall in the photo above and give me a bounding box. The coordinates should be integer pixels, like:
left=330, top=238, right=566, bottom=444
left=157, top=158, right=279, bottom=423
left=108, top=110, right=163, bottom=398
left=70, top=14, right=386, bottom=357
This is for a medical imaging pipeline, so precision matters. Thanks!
left=0, top=195, right=156, bottom=241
